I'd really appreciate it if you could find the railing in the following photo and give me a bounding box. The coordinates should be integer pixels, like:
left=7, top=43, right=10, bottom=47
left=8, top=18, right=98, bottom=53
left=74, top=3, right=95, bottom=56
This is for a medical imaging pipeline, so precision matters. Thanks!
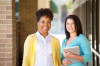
left=91, top=48, right=100, bottom=58
left=91, top=47, right=100, bottom=66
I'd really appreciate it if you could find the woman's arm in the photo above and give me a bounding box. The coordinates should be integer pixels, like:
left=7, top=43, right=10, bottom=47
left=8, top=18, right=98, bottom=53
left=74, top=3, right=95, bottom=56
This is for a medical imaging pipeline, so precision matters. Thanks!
left=61, top=38, right=72, bottom=65
left=79, top=35, right=92, bottom=62
left=61, top=38, right=66, bottom=61
left=22, top=35, right=32, bottom=66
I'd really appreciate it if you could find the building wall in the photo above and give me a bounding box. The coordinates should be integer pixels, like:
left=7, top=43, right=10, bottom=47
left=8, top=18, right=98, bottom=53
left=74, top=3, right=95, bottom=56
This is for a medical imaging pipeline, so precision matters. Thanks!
left=38, top=0, right=50, bottom=9
left=73, top=4, right=86, bottom=35
left=0, top=0, right=13, bottom=66
left=12, top=0, right=16, bottom=66
left=18, top=0, right=37, bottom=65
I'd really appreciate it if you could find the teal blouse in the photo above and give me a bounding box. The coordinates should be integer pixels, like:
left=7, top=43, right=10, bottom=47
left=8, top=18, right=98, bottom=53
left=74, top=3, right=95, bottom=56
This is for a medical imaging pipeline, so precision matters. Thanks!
left=61, top=34, right=92, bottom=66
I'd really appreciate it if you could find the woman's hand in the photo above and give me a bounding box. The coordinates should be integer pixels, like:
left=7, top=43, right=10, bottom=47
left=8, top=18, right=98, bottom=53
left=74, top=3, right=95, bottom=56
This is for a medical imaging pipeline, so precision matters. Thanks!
left=63, top=50, right=73, bottom=58
left=62, top=59, right=71, bottom=66
left=63, top=50, right=84, bottom=62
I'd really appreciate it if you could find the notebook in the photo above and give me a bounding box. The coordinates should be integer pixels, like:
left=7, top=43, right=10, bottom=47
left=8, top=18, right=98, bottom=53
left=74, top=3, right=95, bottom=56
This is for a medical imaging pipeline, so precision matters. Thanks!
left=64, top=46, right=80, bottom=63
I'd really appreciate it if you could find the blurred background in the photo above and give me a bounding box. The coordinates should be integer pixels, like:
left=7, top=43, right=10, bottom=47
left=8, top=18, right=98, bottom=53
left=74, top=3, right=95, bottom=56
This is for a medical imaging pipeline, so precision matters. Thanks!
left=0, top=0, right=100, bottom=66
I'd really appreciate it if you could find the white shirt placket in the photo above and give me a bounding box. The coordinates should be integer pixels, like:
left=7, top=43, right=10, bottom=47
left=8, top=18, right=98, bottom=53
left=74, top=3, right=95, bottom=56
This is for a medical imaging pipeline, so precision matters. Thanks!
left=35, top=31, right=54, bottom=66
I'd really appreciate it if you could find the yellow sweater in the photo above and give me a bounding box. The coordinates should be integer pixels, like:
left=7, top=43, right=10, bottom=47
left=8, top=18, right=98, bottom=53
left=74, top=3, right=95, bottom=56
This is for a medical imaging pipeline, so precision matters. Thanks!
left=22, top=34, right=61, bottom=66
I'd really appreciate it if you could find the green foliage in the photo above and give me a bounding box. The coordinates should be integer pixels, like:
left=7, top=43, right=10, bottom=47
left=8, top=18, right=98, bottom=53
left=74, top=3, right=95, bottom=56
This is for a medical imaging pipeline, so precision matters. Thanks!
left=66, top=0, right=73, bottom=11
left=50, top=0, right=58, bottom=13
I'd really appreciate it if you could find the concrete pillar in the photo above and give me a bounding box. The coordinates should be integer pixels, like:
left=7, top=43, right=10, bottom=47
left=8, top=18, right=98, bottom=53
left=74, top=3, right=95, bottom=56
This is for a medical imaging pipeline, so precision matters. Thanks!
left=38, top=0, right=50, bottom=9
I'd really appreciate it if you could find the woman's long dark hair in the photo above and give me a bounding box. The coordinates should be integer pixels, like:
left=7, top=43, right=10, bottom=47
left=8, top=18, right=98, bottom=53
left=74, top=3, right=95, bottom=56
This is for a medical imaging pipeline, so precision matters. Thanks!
left=65, top=15, right=83, bottom=39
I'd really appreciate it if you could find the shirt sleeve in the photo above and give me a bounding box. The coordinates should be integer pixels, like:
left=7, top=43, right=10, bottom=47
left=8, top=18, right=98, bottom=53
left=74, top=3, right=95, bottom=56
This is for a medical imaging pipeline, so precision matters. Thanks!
left=79, top=35, right=92, bottom=62
left=61, top=38, right=66, bottom=61
left=56, top=39, right=61, bottom=66
left=22, top=35, right=32, bottom=66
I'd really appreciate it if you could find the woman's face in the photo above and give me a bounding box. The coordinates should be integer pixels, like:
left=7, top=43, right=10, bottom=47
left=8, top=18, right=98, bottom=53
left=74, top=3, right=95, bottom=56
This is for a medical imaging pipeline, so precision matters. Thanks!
left=66, top=19, right=76, bottom=33
left=37, top=16, right=51, bottom=34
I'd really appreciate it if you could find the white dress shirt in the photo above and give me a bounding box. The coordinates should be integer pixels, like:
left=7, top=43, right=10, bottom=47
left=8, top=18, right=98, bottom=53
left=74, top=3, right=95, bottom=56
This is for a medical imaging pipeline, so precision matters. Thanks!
left=34, top=31, right=54, bottom=66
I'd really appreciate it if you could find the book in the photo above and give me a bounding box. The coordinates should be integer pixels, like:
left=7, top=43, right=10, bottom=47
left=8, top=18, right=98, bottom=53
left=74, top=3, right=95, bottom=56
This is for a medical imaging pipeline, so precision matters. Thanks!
left=64, top=46, right=80, bottom=63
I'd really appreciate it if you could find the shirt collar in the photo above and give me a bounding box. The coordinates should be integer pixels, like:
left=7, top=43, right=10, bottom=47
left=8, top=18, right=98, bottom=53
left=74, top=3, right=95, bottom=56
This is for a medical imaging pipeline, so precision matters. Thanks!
left=36, top=31, right=52, bottom=39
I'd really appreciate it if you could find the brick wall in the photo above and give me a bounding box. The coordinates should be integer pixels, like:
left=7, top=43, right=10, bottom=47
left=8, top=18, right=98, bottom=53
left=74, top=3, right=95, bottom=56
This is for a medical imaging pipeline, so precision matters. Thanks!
left=0, top=0, right=13, bottom=66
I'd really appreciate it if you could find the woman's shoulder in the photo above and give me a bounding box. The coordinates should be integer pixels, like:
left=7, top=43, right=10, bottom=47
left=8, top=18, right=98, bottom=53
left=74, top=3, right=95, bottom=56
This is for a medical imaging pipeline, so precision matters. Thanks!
left=78, top=34, right=86, bottom=38
left=63, top=38, right=67, bottom=41
left=26, top=33, right=36, bottom=39
left=62, top=38, right=67, bottom=43
left=78, top=34, right=88, bottom=41
left=52, top=36, right=59, bottom=41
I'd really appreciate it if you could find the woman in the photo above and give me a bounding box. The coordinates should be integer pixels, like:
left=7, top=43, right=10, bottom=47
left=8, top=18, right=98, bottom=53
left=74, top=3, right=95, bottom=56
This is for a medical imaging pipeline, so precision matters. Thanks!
left=61, top=15, right=92, bottom=66
left=22, top=8, right=61, bottom=66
